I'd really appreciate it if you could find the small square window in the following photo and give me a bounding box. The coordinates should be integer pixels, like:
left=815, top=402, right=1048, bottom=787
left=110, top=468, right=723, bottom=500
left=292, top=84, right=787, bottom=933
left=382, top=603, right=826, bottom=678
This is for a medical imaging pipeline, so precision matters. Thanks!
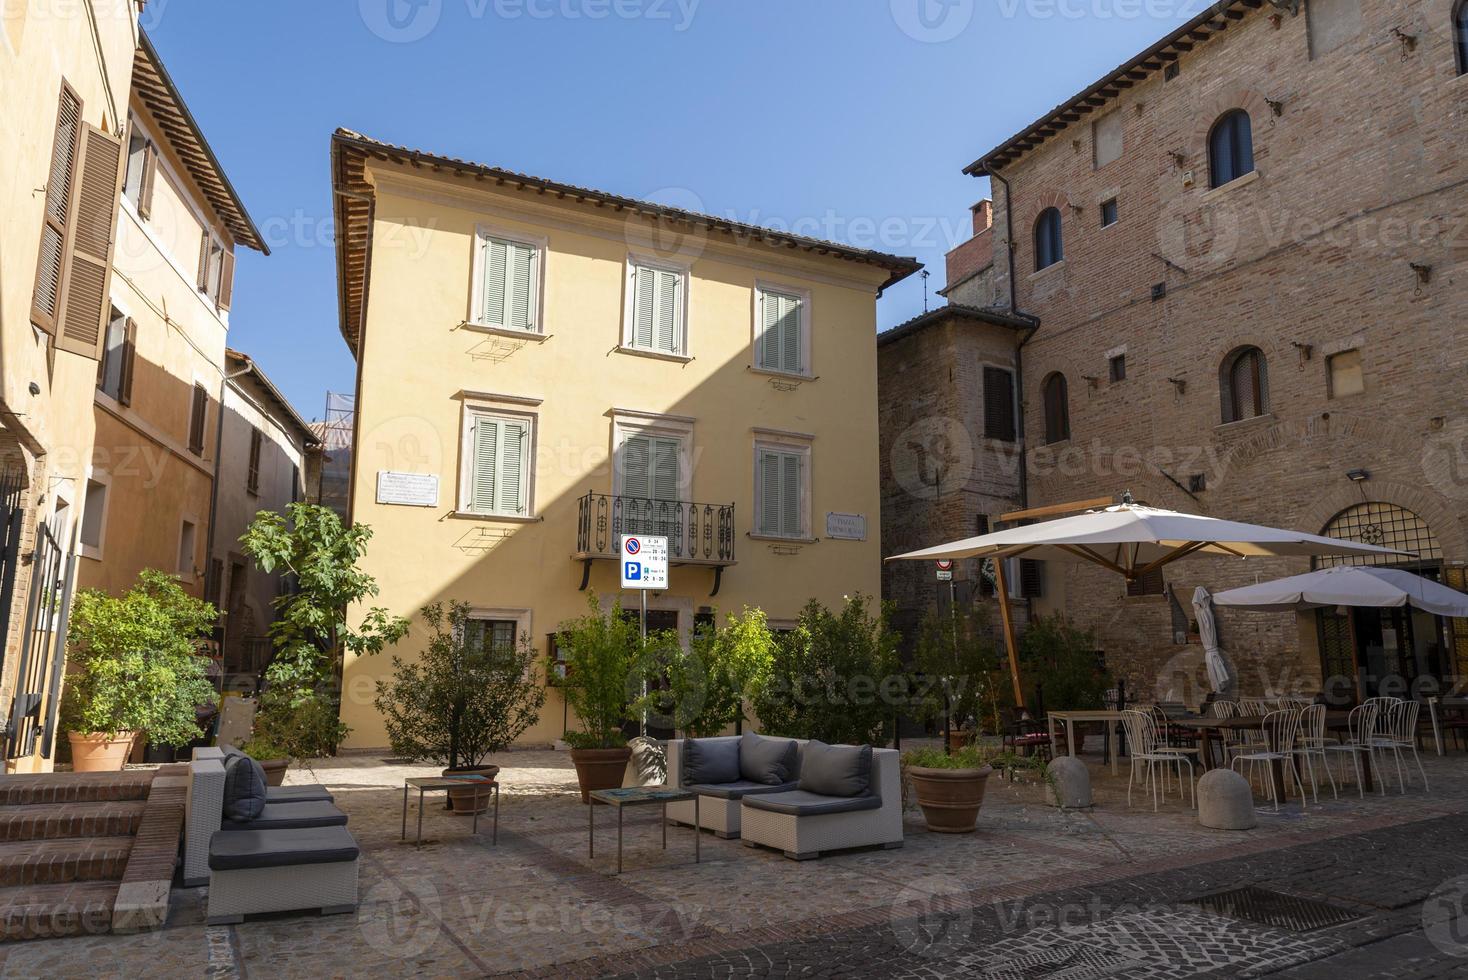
left=1164, top=62, right=1180, bottom=81
left=1188, top=473, right=1207, bottom=493
left=1328, top=349, right=1364, bottom=398
left=1109, top=354, right=1126, bottom=382
left=1100, top=198, right=1118, bottom=227
left=178, top=519, right=197, bottom=579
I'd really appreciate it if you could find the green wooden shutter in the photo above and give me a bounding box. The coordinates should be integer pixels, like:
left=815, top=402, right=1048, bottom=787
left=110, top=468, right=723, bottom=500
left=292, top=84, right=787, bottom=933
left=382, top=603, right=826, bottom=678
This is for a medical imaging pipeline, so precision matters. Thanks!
left=651, top=437, right=679, bottom=501
left=758, top=289, right=802, bottom=373
left=779, top=451, right=802, bottom=537
left=482, top=239, right=507, bottom=327
left=779, top=294, right=800, bottom=373
left=759, top=290, right=782, bottom=369
left=471, top=417, right=499, bottom=513
left=497, top=419, right=527, bottom=514
left=508, top=242, right=534, bottom=330
left=622, top=435, right=651, bottom=499
left=656, top=268, right=680, bottom=353
left=758, top=450, right=781, bottom=535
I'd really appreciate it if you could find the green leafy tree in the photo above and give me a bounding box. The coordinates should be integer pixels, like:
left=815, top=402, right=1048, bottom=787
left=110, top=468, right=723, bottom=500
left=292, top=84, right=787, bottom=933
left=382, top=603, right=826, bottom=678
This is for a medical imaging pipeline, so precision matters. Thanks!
left=752, top=594, right=901, bottom=746
left=554, top=594, right=639, bottom=749
left=640, top=607, right=776, bottom=737
left=374, top=602, right=546, bottom=770
left=62, top=569, right=217, bottom=747
left=912, top=603, right=1010, bottom=735
left=1020, top=614, right=1108, bottom=711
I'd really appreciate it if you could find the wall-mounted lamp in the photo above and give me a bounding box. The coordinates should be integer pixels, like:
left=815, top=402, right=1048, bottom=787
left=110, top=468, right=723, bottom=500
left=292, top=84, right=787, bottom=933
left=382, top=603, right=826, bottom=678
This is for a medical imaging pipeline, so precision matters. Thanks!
left=1410, top=262, right=1433, bottom=285
left=1346, top=469, right=1370, bottom=483
left=1291, top=341, right=1313, bottom=365
left=1265, top=97, right=1285, bottom=117
left=1081, top=375, right=1101, bottom=389
left=1167, top=377, right=1187, bottom=395
left=1167, top=150, right=1187, bottom=168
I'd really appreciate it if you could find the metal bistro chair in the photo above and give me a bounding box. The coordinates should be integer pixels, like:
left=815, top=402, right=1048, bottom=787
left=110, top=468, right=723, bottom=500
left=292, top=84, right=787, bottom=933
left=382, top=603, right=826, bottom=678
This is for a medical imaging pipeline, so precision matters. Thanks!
left=1150, top=704, right=1202, bottom=762
left=1323, top=701, right=1381, bottom=799
left=1371, top=699, right=1430, bottom=794
left=1231, top=709, right=1307, bottom=812
left=1121, top=709, right=1195, bottom=811
left=1290, top=703, right=1338, bottom=803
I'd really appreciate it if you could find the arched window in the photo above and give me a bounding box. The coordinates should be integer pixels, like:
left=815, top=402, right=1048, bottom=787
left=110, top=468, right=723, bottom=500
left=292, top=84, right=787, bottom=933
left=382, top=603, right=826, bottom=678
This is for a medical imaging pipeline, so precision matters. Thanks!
left=1034, top=208, right=1063, bottom=270
left=1208, top=109, right=1254, bottom=188
left=1456, top=0, right=1468, bottom=76
left=1042, top=373, right=1070, bottom=444
left=1317, top=502, right=1441, bottom=569
left=1219, top=346, right=1268, bottom=423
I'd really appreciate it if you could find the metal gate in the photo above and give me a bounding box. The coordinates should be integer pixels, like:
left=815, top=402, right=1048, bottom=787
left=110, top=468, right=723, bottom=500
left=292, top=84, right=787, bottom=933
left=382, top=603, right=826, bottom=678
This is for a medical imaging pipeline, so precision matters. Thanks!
left=6, top=520, right=77, bottom=760
left=0, top=471, right=24, bottom=668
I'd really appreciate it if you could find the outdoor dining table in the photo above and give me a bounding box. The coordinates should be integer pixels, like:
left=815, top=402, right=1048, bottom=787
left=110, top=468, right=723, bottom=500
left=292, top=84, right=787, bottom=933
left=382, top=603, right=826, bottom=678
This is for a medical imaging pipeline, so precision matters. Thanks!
left=1046, top=710, right=1126, bottom=775
left=1171, top=711, right=1367, bottom=801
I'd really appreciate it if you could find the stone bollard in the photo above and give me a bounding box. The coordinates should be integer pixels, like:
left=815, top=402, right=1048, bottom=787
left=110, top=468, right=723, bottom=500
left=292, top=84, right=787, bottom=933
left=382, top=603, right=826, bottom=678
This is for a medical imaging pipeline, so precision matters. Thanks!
left=1197, top=769, right=1257, bottom=830
left=1046, top=756, right=1093, bottom=809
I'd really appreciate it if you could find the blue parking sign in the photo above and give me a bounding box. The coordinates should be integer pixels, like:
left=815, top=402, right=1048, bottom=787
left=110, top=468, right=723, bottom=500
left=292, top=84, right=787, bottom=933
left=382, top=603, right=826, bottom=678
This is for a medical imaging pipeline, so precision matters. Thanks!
left=624, top=561, right=642, bottom=581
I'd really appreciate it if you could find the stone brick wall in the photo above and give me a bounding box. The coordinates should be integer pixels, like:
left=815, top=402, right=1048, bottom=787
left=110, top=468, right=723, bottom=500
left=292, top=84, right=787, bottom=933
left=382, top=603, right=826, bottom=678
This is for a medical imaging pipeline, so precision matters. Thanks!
left=970, top=0, right=1468, bottom=702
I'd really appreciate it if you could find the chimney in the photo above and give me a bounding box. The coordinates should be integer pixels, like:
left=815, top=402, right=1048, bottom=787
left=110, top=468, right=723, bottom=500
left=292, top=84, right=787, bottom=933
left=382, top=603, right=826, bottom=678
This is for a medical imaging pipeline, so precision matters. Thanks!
left=971, top=199, right=993, bottom=236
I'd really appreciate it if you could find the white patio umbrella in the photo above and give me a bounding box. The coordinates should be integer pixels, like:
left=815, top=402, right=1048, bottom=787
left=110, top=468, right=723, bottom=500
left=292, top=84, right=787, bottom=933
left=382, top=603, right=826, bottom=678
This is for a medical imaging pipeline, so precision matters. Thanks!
left=887, top=493, right=1409, bottom=706
left=1191, top=586, right=1230, bottom=693
left=1213, top=565, right=1468, bottom=616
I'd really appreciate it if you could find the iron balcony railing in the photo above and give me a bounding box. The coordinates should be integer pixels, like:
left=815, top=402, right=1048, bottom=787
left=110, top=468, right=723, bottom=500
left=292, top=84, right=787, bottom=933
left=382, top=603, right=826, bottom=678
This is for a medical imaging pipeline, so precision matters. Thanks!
left=576, top=492, right=735, bottom=564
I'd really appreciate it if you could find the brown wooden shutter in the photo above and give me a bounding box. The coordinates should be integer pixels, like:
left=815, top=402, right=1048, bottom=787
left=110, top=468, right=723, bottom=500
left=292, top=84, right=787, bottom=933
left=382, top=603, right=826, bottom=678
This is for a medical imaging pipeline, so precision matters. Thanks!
left=247, top=428, right=262, bottom=495
left=1126, top=566, right=1165, bottom=597
left=55, top=123, right=124, bottom=359
left=31, top=84, right=83, bottom=334
left=217, top=248, right=235, bottom=311
left=118, top=317, right=137, bottom=406
left=188, top=383, right=208, bottom=455
left=983, top=366, right=1016, bottom=442
left=137, top=141, right=157, bottom=219
left=1020, top=559, right=1045, bottom=598
left=196, top=232, right=211, bottom=291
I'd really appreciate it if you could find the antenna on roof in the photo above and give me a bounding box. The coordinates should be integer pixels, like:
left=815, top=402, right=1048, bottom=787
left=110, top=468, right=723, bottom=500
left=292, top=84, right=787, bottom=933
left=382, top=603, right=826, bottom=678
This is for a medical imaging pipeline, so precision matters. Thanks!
left=920, top=270, right=930, bottom=312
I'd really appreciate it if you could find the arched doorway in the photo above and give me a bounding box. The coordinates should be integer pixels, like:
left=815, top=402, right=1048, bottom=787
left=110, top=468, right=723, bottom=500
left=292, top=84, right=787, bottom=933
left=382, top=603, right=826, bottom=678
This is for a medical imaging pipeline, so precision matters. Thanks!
left=1314, top=502, right=1459, bottom=701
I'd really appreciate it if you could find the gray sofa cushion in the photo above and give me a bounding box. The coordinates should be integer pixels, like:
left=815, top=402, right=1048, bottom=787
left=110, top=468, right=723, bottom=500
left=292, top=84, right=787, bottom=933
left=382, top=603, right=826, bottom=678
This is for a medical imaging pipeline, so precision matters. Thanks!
left=739, top=733, right=798, bottom=786
left=798, top=741, right=872, bottom=798
left=220, top=800, right=348, bottom=831
left=222, top=752, right=268, bottom=823
left=684, top=780, right=798, bottom=800
left=741, top=790, right=883, bottom=817
left=266, top=785, right=333, bottom=803
left=209, top=826, right=360, bottom=871
left=682, top=738, right=740, bottom=785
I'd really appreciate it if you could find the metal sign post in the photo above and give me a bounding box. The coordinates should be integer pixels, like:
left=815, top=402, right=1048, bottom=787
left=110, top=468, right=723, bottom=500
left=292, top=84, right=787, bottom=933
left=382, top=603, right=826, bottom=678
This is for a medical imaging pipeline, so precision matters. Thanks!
left=936, top=560, right=956, bottom=753
left=620, top=535, right=669, bottom=736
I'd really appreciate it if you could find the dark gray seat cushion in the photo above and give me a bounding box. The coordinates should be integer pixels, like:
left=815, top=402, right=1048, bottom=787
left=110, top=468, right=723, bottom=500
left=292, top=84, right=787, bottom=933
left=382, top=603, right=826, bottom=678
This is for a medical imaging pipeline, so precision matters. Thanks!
left=741, top=790, right=882, bottom=817
left=798, top=741, right=872, bottom=798
left=220, top=800, right=348, bottom=831
left=684, top=780, right=798, bottom=800
left=739, top=733, right=798, bottom=786
left=266, top=785, right=333, bottom=803
left=682, top=738, right=740, bottom=786
left=222, top=751, right=268, bottom=823
left=209, top=826, right=360, bottom=871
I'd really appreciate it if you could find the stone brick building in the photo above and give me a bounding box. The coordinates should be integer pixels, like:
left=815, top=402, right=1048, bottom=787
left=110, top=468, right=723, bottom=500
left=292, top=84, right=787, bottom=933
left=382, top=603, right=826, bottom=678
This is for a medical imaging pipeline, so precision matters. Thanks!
left=880, top=0, right=1468, bottom=706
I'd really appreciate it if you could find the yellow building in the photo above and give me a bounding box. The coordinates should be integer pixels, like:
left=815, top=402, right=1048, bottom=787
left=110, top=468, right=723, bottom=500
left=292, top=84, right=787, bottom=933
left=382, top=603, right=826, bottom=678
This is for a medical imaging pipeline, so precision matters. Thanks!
left=330, top=130, right=919, bottom=747
left=0, top=0, right=141, bottom=771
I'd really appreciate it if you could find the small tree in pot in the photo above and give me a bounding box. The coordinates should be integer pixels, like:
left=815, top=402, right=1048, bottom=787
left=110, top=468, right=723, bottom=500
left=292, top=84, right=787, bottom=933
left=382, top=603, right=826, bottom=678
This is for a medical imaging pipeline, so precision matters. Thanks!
left=375, top=602, right=545, bottom=812
left=639, top=607, right=776, bottom=738
left=912, top=603, right=1008, bottom=747
left=901, top=744, right=996, bottom=833
left=554, top=595, right=639, bottom=803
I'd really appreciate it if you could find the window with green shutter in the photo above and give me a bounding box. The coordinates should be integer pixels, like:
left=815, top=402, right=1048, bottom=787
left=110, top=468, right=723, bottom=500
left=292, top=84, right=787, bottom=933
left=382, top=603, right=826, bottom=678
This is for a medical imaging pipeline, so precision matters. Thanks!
left=756, top=287, right=804, bottom=374
left=628, top=261, right=684, bottom=355
left=467, top=413, right=530, bottom=516
left=478, top=235, right=539, bottom=332
left=621, top=433, right=681, bottom=534
left=756, top=447, right=806, bottom=538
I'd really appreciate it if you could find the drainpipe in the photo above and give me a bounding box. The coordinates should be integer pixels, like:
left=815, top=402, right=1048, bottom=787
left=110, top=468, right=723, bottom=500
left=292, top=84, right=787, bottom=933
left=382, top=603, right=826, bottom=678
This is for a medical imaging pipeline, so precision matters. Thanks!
left=205, top=357, right=256, bottom=664
left=984, top=164, right=1040, bottom=511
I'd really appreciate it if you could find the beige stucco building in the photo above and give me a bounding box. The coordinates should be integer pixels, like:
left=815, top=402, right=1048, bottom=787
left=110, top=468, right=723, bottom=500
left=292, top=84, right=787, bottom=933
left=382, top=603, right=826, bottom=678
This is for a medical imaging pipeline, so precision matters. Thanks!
left=330, top=130, right=919, bottom=747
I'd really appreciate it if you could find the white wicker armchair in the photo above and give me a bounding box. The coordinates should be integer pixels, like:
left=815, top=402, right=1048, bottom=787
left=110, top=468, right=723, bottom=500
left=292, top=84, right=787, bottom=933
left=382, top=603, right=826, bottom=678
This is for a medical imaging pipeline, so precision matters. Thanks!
left=739, top=747, right=903, bottom=860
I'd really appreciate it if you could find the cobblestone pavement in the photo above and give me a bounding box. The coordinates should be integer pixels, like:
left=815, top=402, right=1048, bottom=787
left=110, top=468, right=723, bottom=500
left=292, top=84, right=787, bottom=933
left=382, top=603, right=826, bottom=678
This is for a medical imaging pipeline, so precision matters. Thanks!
left=2, top=746, right=1467, bottom=978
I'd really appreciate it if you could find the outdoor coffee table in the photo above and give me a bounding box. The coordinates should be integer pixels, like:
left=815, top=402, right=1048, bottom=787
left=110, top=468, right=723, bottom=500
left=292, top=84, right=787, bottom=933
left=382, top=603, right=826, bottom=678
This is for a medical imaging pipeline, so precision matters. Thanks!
left=588, top=786, right=698, bottom=874
left=401, top=775, right=499, bottom=846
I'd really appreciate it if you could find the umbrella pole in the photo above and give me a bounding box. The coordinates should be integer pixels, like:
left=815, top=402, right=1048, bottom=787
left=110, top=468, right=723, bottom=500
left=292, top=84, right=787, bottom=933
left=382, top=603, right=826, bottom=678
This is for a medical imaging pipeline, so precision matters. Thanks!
left=992, top=560, right=1025, bottom=710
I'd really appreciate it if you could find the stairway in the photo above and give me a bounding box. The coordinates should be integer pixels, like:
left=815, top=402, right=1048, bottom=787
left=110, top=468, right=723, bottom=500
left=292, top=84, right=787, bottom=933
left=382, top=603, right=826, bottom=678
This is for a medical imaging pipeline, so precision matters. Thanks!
left=0, top=768, right=183, bottom=941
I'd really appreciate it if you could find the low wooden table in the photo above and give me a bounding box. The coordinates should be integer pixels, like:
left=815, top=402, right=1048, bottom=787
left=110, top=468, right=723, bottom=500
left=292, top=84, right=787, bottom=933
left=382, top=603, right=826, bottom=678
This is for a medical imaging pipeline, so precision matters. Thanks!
left=401, top=776, right=499, bottom=846
left=588, top=786, right=698, bottom=875
left=1171, top=712, right=1366, bottom=801
left=1046, top=710, right=1126, bottom=775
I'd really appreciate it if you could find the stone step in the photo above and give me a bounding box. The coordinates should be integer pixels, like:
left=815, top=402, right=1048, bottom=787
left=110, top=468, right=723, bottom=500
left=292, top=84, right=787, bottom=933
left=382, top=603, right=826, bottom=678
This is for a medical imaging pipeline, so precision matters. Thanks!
left=0, top=801, right=147, bottom=842
left=0, top=836, right=133, bottom=887
left=0, top=771, right=153, bottom=807
left=0, top=881, right=118, bottom=942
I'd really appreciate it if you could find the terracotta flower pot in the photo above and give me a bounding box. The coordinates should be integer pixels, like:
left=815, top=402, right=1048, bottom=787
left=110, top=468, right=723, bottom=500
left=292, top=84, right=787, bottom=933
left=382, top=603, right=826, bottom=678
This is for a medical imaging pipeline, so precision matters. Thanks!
left=443, top=765, right=500, bottom=814
left=256, top=758, right=289, bottom=787
left=569, top=746, right=632, bottom=804
left=908, top=764, right=994, bottom=834
left=68, top=732, right=135, bottom=773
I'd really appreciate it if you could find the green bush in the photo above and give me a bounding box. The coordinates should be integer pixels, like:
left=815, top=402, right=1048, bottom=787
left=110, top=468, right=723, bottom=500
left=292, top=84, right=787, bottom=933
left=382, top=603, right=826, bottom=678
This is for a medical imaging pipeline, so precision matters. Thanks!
left=751, top=594, right=900, bottom=746
left=554, top=595, right=640, bottom=749
left=62, top=569, right=217, bottom=748
left=639, top=607, right=776, bottom=737
left=1020, top=614, right=1109, bottom=711
left=911, top=603, right=1012, bottom=735
left=374, top=601, right=546, bottom=770
left=248, top=688, right=347, bottom=761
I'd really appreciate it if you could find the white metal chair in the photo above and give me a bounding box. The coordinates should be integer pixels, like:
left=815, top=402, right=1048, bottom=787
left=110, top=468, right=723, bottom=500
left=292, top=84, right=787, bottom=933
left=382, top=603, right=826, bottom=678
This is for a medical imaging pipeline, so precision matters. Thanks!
left=1290, top=703, right=1338, bottom=802
left=1121, top=709, right=1194, bottom=811
left=1230, top=709, right=1307, bottom=811
left=1370, top=699, right=1429, bottom=793
left=1324, top=702, right=1381, bottom=799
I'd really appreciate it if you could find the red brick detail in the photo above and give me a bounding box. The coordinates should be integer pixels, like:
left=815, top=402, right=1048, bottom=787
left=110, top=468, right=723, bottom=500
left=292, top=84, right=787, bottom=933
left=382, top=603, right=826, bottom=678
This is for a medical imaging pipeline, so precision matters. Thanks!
left=945, top=230, right=994, bottom=291
left=0, top=771, right=154, bottom=807
left=0, top=801, right=146, bottom=842
left=119, top=775, right=185, bottom=886
left=0, top=881, right=117, bottom=942
left=0, top=836, right=132, bottom=887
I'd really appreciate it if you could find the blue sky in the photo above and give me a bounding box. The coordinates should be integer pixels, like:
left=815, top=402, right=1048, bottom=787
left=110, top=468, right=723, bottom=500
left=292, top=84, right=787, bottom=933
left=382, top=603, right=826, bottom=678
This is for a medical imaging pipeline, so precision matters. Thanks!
left=146, top=0, right=1204, bottom=418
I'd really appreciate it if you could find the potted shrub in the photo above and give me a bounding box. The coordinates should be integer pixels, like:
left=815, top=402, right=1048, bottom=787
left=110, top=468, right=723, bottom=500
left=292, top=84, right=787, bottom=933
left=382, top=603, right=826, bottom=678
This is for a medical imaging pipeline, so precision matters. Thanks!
left=911, top=604, right=1006, bottom=754
left=62, top=570, right=217, bottom=772
left=240, top=736, right=291, bottom=786
left=555, top=596, right=640, bottom=803
left=245, top=686, right=350, bottom=783
left=375, top=601, right=545, bottom=813
left=903, top=744, right=995, bottom=834
left=638, top=607, right=775, bottom=737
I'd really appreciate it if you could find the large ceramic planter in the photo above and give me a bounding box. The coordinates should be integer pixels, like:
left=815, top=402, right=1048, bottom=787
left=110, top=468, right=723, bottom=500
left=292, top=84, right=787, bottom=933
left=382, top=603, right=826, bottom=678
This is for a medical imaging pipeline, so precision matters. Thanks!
left=257, top=758, right=289, bottom=787
left=443, top=765, right=500, bottom=814
left=908, top=764, right=994, bottom=834
left=68, top=732, right=135, bottom=772
left=569, top=746, right=632, bottom=804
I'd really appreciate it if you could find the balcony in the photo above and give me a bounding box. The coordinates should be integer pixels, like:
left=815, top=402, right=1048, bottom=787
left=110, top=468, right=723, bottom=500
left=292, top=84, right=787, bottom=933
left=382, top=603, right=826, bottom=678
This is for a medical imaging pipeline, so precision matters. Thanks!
left=574, top=492, right=736, bottom=595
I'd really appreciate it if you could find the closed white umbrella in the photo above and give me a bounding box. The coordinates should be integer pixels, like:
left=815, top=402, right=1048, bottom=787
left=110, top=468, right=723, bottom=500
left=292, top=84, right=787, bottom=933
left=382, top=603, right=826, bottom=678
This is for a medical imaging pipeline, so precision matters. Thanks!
left=1192, top=586, right=1230, bottom=693
left=1213, top=565, right=1468, bottom=616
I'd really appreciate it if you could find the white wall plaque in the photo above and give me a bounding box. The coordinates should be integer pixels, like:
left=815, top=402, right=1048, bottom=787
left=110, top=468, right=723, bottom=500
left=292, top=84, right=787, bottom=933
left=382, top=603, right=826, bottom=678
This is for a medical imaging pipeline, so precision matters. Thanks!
left=825, top=512, right=867, bottom=541
left=376, top=471, right=439, bottom=507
